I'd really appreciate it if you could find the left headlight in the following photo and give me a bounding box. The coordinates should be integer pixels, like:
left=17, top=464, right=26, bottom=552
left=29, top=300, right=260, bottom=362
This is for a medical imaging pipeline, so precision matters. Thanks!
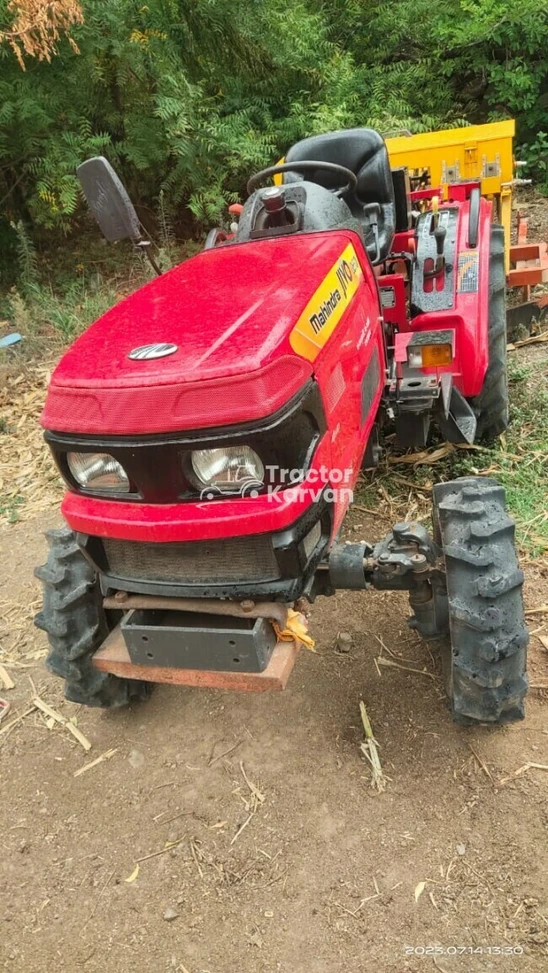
left=190, top=446, right=264, bottom=491
left=67, top=452, right=130, bottom=493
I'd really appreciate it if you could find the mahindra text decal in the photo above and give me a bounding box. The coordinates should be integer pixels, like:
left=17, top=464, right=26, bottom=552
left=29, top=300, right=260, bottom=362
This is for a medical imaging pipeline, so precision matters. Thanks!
left=290, top=243, right=363, bottom=361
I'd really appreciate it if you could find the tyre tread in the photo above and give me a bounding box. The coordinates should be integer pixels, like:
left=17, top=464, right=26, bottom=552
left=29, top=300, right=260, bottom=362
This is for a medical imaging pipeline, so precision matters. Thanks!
left=34, top=527, right=151, bottom=708
left=433, top=477, right=528, bottom=724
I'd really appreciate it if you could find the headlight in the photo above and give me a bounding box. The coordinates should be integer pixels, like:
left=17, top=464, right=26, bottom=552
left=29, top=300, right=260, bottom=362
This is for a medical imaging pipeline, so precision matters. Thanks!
left=190, top=446, right=264, bottom=491
left=67, top=452, right=130, bottom=493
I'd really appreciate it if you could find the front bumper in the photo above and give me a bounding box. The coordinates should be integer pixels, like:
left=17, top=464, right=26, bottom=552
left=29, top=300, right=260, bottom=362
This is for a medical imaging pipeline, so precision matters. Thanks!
left=77, top=495, right=332, bottom=601
left=61, top=478, right=326, bottom=543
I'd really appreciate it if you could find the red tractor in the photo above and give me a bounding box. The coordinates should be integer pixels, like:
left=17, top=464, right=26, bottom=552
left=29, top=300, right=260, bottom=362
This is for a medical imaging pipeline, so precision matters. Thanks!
left=36, top=128, right=528, bottom=724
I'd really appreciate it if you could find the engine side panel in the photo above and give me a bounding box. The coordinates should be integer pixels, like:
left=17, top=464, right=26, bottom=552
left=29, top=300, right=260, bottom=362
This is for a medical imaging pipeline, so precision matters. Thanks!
left=306, top=239, right=385, bottom=536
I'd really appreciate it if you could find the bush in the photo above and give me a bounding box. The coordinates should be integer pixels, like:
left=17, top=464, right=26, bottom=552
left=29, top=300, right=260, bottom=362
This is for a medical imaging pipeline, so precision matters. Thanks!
left=1, top=0, right=547, bottom=242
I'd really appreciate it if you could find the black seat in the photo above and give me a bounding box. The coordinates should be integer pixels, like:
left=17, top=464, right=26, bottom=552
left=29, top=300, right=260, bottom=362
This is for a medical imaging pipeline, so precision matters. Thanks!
left=284, top=128, right=396, bottom=263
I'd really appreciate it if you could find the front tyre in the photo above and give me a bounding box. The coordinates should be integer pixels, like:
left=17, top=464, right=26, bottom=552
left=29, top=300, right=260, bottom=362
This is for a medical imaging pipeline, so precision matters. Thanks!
left=35, top=528, right=152, bottom=708
left=433, top=477, right=528, bottom=724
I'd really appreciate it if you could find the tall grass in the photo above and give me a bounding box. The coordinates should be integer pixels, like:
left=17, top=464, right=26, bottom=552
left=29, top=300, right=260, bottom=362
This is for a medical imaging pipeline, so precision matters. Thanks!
left=3, top=277, right=119, bottom=351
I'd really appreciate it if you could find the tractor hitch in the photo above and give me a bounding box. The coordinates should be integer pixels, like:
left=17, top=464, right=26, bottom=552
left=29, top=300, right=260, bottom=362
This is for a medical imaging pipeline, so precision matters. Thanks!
left=120, top=609, right=277, bottom=673
left=93, top=593, right=304, bottom=690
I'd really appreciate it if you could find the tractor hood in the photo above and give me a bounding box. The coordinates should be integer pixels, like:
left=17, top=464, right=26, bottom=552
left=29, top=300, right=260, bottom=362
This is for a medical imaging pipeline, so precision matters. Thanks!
left=42, top=230, right=360, bottom=435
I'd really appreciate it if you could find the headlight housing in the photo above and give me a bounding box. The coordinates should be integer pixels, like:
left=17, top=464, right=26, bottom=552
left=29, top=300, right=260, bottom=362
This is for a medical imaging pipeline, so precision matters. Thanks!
left=190, top=446, right=264, bottom=492
left=67, top=452, right=130, bottom=494
left=46, top=381, right=326, bottom=503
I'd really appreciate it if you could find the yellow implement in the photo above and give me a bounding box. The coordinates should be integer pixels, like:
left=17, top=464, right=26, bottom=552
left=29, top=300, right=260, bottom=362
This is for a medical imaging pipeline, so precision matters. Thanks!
left=385, top=121, right=515, bottom=269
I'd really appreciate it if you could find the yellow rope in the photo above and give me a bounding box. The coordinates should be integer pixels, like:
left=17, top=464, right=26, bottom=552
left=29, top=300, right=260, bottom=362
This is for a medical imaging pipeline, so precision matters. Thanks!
left=272, top=608, right=316, bottom=652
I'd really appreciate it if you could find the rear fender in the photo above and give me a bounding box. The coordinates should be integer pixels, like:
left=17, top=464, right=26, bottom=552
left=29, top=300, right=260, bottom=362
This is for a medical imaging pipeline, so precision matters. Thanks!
left=409, top=195, right=492, bottom=398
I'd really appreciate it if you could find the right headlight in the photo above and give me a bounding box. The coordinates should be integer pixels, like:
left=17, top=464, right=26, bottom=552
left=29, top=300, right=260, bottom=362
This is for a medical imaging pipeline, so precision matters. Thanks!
left=190, top=446, right=264, bottom=491
left=67, top=452, right=130, bottom=493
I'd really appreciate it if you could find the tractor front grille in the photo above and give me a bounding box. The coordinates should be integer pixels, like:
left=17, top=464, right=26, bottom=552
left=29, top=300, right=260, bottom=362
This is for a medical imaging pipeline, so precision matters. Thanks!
left=102, top=536, right=281, bottom=585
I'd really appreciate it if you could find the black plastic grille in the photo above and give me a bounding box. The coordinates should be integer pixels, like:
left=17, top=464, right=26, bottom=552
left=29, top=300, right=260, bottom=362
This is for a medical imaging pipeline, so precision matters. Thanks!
left=102, top=536, right=281, bottom=584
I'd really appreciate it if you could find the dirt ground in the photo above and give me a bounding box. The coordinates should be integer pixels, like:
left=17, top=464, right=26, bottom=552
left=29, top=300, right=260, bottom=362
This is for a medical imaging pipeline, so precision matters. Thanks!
left=1, top=495, right=547, bottom=972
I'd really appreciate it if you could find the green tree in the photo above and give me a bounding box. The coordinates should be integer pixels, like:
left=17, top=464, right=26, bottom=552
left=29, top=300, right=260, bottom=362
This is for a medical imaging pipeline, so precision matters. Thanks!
left=1, top=0, right=548, bottom=247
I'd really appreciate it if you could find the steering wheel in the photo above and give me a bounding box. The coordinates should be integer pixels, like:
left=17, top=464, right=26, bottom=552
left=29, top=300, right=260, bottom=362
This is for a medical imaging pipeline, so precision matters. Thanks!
left=247, top=161, right=358, bottom=199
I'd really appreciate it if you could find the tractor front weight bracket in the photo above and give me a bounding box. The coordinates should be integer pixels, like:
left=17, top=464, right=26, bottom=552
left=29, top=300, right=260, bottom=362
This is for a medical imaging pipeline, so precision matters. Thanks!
left=326, top=522, right=449, bottom=641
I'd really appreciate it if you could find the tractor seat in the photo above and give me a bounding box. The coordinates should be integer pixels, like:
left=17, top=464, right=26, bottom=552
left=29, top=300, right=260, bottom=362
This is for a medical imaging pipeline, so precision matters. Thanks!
left=284, top=128, right=396, bottom=263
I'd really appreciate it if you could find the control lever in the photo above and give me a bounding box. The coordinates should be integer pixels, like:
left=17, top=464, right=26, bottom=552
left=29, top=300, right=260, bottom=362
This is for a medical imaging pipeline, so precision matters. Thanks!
left=433, top=224, right=446, bottom=272
left=430, top=194, right=440, bottom=232
left=423, top=219, right=446, bottom=282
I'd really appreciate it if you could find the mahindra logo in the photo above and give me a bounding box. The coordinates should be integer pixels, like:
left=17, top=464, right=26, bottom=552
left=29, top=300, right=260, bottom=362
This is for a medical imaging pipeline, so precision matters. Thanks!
left=128, top=343, right=178, bottom=360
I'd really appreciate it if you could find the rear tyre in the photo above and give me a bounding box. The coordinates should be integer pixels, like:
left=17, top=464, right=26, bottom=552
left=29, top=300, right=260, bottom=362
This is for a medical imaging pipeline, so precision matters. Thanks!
left=433, top=477, right=528, bottom=725
left=469, top=224, right=509, bottom=441
left=35, top=527, right=152, bottom=708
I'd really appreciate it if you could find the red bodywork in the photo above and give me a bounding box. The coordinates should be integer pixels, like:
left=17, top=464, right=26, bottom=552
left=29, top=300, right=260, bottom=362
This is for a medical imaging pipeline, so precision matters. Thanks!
left=405, top=194, right=491, bottom=397
left=43, top=192, right=491, bottom=553
left=45, top=230, right=384, bottom=544
left=390, top=192, right=492, bottom=395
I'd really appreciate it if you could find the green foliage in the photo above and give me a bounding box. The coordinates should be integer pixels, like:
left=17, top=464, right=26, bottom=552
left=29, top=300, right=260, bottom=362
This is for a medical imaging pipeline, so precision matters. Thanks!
left=12, top=219, right=38, bottom=293
left=5, top=273, right=118, bottom=346
left=0, top=493, right=24, bottom=525
left=1, top=0, right=548, bottom=243
left=518, top=131, right=548, bottom=190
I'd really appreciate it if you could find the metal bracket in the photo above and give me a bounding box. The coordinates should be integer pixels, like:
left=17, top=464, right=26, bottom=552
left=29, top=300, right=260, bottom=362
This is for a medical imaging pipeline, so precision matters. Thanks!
left=442, top=160, right=460, bottom=184
left=437, top=385, right=477, bottom=444
left=369, top=523, right=448, bottom=638
left=482, top=154, right=500, bottom=178
left=369, top=522, right=438, bottom=591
